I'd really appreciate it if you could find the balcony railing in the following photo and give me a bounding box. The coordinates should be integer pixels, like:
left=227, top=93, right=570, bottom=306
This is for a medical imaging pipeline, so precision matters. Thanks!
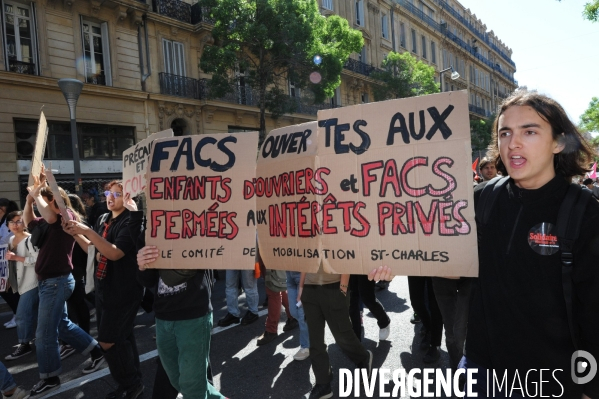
left=191, top=3, right=214, bottom=24
left=159, top=73, right=202, bottom=99
left=395, top=0, right=516, bottom=69
left=8, top=59, right=36, bottom=75
left=153, top=0, right=191, bottom=23
left=86, top=75, right=106, bottom=85
left=343, top=58, right=384, bottom=77
left=469, top=104, right=491, bottom=118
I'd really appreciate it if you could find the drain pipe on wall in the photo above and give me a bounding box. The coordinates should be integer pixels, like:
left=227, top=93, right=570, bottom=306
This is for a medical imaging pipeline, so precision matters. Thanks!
left=138, top=14, right=151, bottom=91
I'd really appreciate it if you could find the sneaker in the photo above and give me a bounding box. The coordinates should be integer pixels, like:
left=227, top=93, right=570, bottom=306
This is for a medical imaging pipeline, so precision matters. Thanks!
left=4, top=386, right=29, bottom=399
left=5, top=344, right=32, bottom=360
left=240, top=311, right=259, bottom=325
left=309, top=383, right=333, bottom=399
left=4, top=318, right=16, bottom=329
left=423, top=346, right=440, bottom=364
left=105, top=383, right=144, bottom=399
left=283, top=317, right=298, bottom=332
left=410, top=312, right=421, bottom=324
left=217, top=313, right=240, bottom=327
left=82, top=355, right=106, bottom=374
left=4, top=316, right=15, bottom=328
left=60, top=344, right=76, bottom=360
left=379, top=324, right=391, bottom=341
left=256, top=331, right=278, bottom=346
left=357, top=350, right=373, bottom=380
left=30, top=377, right=60, bottom=398
left=293, top=347, right=310, bottom=361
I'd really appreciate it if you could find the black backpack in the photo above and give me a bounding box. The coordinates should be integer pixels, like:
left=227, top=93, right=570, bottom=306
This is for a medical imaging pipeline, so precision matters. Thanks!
left=475, top=176, right=592, bottom=350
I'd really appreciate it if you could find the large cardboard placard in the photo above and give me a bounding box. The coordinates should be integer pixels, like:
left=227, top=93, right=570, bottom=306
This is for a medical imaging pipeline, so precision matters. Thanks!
left=46, top=168, right=71, bottom=222
left=256, top=91, right=478, bottom=276
left=0, top=245, right=8, bottom=292
left=145, top=132, right=259, bottom=269
left=28, top=111, right=49, bottom=189
left=123, top=129, right=174, bottom=198
left=255, top=122, right=320, bottom=271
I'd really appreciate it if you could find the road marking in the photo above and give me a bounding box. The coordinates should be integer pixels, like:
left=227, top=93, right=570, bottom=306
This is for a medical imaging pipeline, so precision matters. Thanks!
left=43, top=309, right=268, bottom=397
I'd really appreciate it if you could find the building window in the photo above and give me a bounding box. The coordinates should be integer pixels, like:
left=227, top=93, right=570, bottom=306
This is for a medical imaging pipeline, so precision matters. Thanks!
left=163, top=39, right=185, bottom=76
left=81, top=19, right=111, bottom=85
left=411, top=29, right=417, bottom=53
left=3, top=0, right=38, bottom=75
left=361, top=92, right=368, bottom=104
left=14, top=119, right=134, bottom=160
left=330, top=87, right=341, bottom=108
left=431, top=41, right=436, bottom=64
left=421, top=35, right=427, bottom=59
left=399, top=23, right=406, bottom=48
left=322, top=0, right=333, bottom=10
left=228, top=126, right=256, bottom=133
left=355, top=0, right=364, bottom=27
left=358, top=46, right=367, bottom=63
left=289, top=79, right=300, bottom=98
left=381, top=14, right=388, bottom=39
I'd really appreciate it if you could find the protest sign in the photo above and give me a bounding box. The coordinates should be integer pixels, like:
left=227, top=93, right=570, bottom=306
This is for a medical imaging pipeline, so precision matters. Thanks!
left=145, top=132, right=259, bottom=269
left=45, top=167, right=71, bottom=221
left=255, top=121, right=320, bottom=271
left=255, top=91, right=478, bottom=276
left=123, top=129, right=174, bottom=198
left=0, top=245, right=7, bottom=292
left=28, top=111, right=49, bottom=189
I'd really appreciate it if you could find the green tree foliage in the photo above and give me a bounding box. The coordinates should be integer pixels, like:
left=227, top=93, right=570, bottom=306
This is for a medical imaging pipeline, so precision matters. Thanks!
left=557, top=0, right=599, bottom=22
left=580, top=97, right=599, bottom=133
left=470, top=114, right=495, bottom=152
left=370, top=52, right=439, bottom=101
left=583, top=0, right=599, bottom=21
left=199, top=0, right=363, bottom=137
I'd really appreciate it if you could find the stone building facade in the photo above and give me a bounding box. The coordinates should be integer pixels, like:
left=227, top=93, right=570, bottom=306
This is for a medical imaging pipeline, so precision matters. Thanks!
left=0, top=0, right=517, bottom=202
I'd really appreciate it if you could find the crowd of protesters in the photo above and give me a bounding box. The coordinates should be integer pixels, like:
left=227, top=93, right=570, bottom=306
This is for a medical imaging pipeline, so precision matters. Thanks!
left=0, top=90, right=598, bottom=399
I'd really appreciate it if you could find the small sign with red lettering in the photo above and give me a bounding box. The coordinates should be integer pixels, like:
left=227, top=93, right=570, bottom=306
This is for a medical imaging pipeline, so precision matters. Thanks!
left=528, top=223, right=559, bottom=256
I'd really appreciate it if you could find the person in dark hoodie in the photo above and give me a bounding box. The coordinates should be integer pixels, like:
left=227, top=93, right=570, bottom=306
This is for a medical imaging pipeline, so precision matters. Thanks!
left=370, top=91, right=599, bottom=399
left=125, top=194, right=227, bottom=399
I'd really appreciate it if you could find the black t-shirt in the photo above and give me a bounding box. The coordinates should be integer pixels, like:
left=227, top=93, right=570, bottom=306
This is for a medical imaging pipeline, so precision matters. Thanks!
left=29, top=209, right=75, bottom=280
left=94, top=210, right=142, bottom=308
left=467, top=176, right=599, bottom=398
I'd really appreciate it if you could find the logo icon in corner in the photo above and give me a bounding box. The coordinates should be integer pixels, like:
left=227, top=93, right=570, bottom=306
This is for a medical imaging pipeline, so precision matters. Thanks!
left=571, top=350, right=597, bottom=384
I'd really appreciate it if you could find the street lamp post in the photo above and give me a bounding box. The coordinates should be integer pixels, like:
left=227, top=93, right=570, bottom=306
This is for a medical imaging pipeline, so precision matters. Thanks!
left=57, top=79, right=84, bottom=196
left=438, top=65, right=460, bottom=93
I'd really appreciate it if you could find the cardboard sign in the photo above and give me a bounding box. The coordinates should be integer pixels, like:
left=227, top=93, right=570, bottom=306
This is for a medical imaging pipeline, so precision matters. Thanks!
left=145, top=132, right=259, bottom=269
left=255, top=91, right=478, bottom=276
left=0, top=245, right=8, bottom=292
left=123, top=129, right=174, bottom=198
left=28, top=111, right=49, bottom=189
left=45, top=168, right=71, bottom=222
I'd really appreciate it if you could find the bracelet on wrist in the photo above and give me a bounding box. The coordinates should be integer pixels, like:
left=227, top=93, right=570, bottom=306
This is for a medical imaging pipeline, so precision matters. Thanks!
left=340, top=284, right=348, bottom=289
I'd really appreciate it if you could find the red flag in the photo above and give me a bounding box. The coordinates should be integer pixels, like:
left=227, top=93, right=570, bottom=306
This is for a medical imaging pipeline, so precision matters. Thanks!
left=472, top=158, right=479, bottom=172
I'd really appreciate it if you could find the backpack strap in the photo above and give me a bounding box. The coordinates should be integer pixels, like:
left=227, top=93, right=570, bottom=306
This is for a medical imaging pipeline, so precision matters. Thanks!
left=555, top=183, right=592, bottom=350
left=475, top=176, right=510, bottom=226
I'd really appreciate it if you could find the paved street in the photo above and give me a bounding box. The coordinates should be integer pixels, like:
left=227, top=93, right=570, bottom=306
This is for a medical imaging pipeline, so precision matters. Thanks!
left=0, top=275, right=453, bottom=399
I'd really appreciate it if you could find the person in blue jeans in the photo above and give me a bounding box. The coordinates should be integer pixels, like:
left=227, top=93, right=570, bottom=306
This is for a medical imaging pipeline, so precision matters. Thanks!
left=5, top=211, right=39, bottom=361
left=286, top=271, right=310, bottom=361
left=217, top=269, right=260, bottom=327
left=0, top=361, right=28, bottom=398
left=24, top=169, right=104, bottom=398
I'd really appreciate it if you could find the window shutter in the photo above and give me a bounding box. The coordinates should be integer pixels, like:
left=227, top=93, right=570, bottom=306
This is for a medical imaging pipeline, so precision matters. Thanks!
left=30, top=1, right=39, bottom=75
left=101, top=22, right=111, bottom=86
left=173, top=41, right=185, bottom=77
left=1, top=0, right=8, bottom=71
left=163, top=39, right=172, bottom=74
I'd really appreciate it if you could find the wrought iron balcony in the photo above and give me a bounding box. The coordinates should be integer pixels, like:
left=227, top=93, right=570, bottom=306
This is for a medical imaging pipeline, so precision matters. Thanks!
left=153, top=0, right=191, bottom=23
left=343, top=58, right=383, bottom=77
left=86, top=75, right=106, bottom=85
left=191, top=4, right=214, bottom=24
left=8, top=59, right=35, bottom=75
left=159, top=73, right=201, bottom=99
left=469, top=104, right=490, bottom=118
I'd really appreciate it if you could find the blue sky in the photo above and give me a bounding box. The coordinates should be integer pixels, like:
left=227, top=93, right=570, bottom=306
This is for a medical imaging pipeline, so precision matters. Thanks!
left=458, top=0, right=599, bottom=131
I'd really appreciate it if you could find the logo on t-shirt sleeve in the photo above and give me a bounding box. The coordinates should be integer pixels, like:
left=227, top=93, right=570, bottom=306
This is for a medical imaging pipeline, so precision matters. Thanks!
left=528, top=223, right=559, bottom=255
